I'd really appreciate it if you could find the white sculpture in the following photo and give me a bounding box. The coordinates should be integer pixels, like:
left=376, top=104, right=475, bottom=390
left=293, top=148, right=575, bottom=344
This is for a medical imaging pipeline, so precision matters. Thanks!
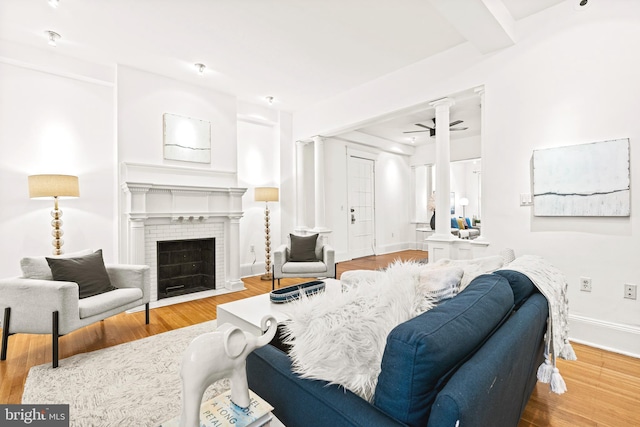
left=179, top=315, right=278, bottom=427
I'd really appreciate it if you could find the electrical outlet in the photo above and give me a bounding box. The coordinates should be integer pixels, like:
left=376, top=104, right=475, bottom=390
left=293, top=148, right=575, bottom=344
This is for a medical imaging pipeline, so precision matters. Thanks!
left=624, top=284, right=637, bottom=300
left=579, top=277, right=592, bottom=292
left=250, top=245, right=255, bottom=253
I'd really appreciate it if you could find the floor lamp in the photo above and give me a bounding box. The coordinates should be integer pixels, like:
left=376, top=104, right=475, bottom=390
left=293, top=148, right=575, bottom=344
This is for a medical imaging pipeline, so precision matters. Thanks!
left=460, top=197, right=469, bottom=219
left=28, top=174, right=80, bottom=255
left=255, top=187, right=279, bottom=281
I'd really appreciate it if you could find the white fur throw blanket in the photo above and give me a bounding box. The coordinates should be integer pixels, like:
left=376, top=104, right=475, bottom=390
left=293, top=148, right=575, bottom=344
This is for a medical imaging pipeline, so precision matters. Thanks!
left=499, top=255, right=577, bottom=394
left=281, top=261, right=439, bottom=402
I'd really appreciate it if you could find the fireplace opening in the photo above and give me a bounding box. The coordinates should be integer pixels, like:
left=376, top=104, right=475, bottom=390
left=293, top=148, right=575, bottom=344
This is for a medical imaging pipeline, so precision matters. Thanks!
left=157, top=238, right=215, bottom=300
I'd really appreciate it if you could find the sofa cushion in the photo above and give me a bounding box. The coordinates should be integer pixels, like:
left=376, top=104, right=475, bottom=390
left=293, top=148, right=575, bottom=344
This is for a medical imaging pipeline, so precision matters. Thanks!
left=282, top=261, right=327, bottom=274
left=373, top=273, right=514, bottom=427
left=79, top=288, right=143, bottom=319
left=450, top=218, right=459, bottom=229
left=289, top=233, right=319, bottom=262
left=46, top=249, right=117, bottom=299
left=494, top=269, right=537, bottom=309
left=20, top=249, right=93, bottom=280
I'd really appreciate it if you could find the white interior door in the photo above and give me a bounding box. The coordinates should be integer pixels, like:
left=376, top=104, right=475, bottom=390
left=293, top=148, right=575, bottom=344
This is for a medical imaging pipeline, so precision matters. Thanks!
left=348, top=156, right=375, bottom=258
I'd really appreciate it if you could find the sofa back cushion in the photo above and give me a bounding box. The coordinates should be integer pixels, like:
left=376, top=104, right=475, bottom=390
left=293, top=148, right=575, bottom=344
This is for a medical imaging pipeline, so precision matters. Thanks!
left=20, top=249, right=93, bottom=280
left=373, top=273, right=514, bottom=427
left=493, top=269, right=537, bottom=309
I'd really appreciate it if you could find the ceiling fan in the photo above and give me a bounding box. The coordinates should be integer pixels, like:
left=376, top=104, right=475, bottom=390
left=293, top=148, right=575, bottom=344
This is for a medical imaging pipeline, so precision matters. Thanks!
left=403, top=118, right=468, bottom=137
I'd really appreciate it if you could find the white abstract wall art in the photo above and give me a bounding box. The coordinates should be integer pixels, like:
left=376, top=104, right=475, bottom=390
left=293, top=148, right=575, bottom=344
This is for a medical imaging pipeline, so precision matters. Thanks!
left=163, top=113, right=211, bottom=163
left=533, top=138, right=630, bottom=217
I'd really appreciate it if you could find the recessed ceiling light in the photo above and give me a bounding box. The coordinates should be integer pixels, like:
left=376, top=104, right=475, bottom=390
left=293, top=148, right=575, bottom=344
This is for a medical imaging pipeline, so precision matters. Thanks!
left=194, top=63, right=206, bottom=75
left=45, top=30, right=61, bottom=47
left=574, top=0, right=593, bottom=10
left=265, top=96, right=274, bottom=105
left=48, top=0, right=59, bottom=8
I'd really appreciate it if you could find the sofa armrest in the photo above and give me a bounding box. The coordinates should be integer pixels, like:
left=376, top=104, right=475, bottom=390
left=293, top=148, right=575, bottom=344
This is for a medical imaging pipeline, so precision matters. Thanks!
left=247, top=345, right=406, bottom=427
left=0, top=277, right=80, bottom=334
left=322, top=245, right=336, bottom=277
left=273, top=245, right=288, bottom=277
left=427, top=293, right=548, bottom=427
left=105, top=264, right=150, bottom=304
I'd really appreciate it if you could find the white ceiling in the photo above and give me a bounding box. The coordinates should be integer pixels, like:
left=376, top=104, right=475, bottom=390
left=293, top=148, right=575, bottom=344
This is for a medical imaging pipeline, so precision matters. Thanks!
left=0, top=0, right=566, bottom=145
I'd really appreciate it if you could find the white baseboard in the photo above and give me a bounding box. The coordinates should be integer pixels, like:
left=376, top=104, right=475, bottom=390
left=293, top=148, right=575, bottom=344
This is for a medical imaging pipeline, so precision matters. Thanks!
left=375, top=241, right=416, bottom=256
left=569, top=314, right=640, bottom=358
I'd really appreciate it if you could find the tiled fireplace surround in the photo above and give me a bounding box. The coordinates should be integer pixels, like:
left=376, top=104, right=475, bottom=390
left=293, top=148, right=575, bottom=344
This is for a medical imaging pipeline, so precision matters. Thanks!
left=120, top=163, right=247, bottom=304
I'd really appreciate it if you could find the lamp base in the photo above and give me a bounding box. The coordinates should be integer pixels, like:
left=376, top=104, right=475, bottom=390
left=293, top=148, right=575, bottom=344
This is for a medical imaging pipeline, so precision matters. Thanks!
left=260, top=274, right=272, bottom=281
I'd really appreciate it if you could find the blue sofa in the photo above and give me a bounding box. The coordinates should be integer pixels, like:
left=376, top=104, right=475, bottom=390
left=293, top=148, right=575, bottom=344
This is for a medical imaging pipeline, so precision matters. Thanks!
left=247, top=270, right=548, bottom=427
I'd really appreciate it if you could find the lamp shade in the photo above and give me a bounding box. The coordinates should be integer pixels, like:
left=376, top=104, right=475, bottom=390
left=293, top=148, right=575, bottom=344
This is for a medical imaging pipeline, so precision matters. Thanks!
left=28, top=174, right=80, bottom=198
left=254, top=187, right=279, bottom=202
left=459, top=197, right=469, bottom=206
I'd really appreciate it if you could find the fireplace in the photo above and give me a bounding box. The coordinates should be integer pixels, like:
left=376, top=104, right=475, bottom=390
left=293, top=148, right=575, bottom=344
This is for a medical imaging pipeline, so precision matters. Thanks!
left=120, top=163, right=247, bottom=303
left=157, top=238, right=216, bottom=300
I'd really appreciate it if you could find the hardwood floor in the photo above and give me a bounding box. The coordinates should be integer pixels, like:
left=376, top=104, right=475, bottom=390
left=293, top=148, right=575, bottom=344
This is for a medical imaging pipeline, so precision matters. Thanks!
left=1, top=250, right=639, bottom=426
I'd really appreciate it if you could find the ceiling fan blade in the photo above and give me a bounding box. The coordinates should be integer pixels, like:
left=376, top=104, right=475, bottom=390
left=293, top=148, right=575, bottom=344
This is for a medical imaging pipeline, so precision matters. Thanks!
left=450, top=127, right=469, bottom=131
left=403, top=130, right=430, bottom=134
left=449, top=120, right=464, bottom=127
left=415, top=123, right=434, bottom=130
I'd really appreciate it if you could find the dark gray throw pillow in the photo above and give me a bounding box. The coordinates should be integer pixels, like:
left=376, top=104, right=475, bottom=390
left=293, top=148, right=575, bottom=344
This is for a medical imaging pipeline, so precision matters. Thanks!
left=289, top=233, right=319, bottom=262
left=46, top=249, right=117, bottom=299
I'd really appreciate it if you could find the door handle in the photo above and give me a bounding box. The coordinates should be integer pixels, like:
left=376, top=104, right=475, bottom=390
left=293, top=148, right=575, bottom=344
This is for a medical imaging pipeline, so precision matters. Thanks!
left=351, top=214, right=356, bottom=224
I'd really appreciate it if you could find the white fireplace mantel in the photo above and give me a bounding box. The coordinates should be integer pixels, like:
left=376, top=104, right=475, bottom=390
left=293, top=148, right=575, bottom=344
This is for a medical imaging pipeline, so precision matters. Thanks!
left=121, top=181, right=247, bottom=296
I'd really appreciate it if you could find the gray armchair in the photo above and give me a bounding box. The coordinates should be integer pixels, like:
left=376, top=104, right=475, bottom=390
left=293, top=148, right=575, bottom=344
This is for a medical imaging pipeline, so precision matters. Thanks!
left=0, top=251, right=150, bottom=368
left=272, top=234, right=336, bottom=290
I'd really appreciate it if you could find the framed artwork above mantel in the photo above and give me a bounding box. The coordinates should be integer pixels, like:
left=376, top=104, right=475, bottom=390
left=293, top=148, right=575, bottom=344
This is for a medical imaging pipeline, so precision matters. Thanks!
left=532, top=138, right=630, bottom=217
left=163, top=113, right=212, bottom=164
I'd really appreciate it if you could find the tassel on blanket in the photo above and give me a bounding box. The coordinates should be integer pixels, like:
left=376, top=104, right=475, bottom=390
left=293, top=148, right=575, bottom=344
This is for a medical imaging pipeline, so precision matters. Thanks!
left=550, top=368, right=567, bottom=394
left=537, top=358, right=553, bottom=383
left=559, top=339, right=577, bottom=361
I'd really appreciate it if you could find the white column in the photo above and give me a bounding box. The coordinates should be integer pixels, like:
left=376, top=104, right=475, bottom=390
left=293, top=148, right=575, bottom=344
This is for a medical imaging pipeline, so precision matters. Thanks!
left=128, top=218, right=146, bottom=264
left=431, top=98, right=456, bottom=240
left=122, top=183, right=152, bottom=264
left=312, top=136, right=331, bottom=242
left=226, top=216, right=244, bottom=290
left=473, top=86, right=486, bottom=241
left=294, top=140, right=309, bottom=234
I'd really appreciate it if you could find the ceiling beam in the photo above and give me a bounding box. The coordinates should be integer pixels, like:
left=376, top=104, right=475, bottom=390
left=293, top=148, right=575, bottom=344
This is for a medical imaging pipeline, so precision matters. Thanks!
left=429, top=0, right=516, bottom=54
left=329, top=131, right=416, bottom=157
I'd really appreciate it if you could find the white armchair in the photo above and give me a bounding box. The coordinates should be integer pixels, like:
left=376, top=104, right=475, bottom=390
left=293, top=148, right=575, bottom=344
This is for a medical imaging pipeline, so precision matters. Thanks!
left=272, top=234, right=336, bottom=290
left=0, top=250, right=150, bottom=368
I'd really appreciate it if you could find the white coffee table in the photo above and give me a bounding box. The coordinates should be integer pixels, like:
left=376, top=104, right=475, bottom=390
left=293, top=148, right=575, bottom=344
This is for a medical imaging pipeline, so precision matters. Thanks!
left=216, top=279, right=342, bottom=335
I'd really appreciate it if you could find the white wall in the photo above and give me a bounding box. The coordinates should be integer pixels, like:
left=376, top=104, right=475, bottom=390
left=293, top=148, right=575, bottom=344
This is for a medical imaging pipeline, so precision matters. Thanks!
left=318, top=140, right=414, bottom=260
left=0, top=48, right=116, bottom=276
left=117, top=65, right=237, bottom=175
left=0, top=47, right=288, bottom=280
left=237, top=117, right=282, bottom=277
left=292, top=1, right=640, bottom=356
left=375, top=152, right=413, bottom=253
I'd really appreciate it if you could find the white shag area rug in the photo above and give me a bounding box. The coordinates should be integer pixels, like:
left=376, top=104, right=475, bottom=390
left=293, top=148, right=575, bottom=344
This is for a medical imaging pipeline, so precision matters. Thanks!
left=22, top=320, right=229, bottom=427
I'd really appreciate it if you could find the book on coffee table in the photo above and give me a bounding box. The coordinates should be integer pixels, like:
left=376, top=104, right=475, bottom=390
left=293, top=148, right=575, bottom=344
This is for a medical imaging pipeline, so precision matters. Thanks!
left=159, top=389, right=274, bottom=427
